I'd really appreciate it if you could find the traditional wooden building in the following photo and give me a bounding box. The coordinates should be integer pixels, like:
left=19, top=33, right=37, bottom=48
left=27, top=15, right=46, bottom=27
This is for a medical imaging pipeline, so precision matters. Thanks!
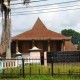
left=11, top=18, right=76, bottom=57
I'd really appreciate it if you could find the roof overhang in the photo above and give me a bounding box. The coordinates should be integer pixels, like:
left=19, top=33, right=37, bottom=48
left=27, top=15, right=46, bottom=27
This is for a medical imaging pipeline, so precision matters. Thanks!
left=12, top=37, right=71, bottom=41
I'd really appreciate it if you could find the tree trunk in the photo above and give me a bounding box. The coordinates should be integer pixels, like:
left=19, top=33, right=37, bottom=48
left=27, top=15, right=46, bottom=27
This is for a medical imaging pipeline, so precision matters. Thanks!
left=0, top=0, right=30, bottom=58
left=0, top=9, right=11, bottom=59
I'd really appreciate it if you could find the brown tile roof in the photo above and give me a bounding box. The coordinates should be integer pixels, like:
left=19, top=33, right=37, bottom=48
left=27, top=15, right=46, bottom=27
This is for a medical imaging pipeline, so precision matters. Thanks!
left=65, top=41, right=77, bottom=51
left=12, top=18, right=71, bottom=41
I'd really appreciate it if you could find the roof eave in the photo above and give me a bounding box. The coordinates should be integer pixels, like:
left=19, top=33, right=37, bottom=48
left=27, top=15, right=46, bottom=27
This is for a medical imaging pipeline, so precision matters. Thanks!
left=12, top=37, right=71, bottom=41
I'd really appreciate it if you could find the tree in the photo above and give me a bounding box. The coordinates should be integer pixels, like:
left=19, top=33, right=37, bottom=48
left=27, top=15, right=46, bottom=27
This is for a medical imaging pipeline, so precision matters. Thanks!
left=61, top=29, right=80, bottom=44
left=77, top=43, right=80, bottom=50
left=0, top=0, right=30, bottom=58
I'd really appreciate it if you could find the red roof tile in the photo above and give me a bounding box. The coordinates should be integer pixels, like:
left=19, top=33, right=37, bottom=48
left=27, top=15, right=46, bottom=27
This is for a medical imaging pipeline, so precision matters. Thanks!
left=65, top=41, right=77, bottom=51
left=12, top=18, right=71, bottom=40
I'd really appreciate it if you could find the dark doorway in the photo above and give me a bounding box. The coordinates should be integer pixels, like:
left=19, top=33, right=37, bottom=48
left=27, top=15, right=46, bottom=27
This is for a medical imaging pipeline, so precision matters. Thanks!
left=11, top=41, right=16, bottom=54
left=41, top=56, right=44, bottom=65
left=56, top=41, right=61, bottom=51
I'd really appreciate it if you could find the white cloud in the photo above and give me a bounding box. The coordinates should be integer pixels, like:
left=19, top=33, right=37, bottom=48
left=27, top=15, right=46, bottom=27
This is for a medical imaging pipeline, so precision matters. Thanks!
left=0, top=0, right=80, bottom=38
left=72, top=23, right=80, bottom=32
left=38, top=2, right=80, bottom=33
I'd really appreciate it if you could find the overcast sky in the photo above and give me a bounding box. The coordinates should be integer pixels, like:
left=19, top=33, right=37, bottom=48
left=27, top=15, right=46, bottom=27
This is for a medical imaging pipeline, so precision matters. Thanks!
left=0, top=0, right=80, bottom=37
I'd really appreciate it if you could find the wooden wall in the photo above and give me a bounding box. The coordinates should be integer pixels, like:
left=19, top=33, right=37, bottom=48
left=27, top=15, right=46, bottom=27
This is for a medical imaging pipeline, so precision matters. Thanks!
left=11, top=40, right=62, bottom=54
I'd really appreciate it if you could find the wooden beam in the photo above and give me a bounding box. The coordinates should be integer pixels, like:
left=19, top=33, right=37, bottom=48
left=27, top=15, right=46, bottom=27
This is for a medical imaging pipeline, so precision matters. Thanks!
left=61, top=40, right=65, bottom=51
left=16, top=41, right=19, bottom=53
left=48, top=40, right=50, bottom=52
left=32, top=40, right=35, bottom=47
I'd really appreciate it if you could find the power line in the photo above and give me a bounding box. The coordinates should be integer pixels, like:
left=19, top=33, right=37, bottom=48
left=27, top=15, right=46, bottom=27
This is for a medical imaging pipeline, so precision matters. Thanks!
left=11, top=0, right=48, bottom=5
left=11, top=7, right=80, bottom=16
left=11, top=0, right=80, bottom=9
left=0, top=5, right=80, bottom=17
left=0, top=0, right=80, bottom=16
left=11, top=0, right=17, bottom=1
left=11, top=4, right=80, bottom=13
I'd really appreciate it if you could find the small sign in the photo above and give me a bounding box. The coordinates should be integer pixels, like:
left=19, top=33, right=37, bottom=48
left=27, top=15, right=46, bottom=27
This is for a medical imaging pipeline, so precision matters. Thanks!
left=18, top=56, right=23, bottom=66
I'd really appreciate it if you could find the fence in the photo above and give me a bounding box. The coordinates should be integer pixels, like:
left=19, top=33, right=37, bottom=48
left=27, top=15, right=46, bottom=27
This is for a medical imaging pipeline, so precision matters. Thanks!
left=0, top=51, right=80, bottom=78
left=47, top=51, right=80, bottom=76
left=47, top=51, right=80, bottom=63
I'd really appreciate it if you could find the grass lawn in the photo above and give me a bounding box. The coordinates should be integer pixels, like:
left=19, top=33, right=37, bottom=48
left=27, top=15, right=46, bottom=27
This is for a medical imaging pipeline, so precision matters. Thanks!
left=0, top=76, right=80, bottom=80
left=3, top=63, right=80, bottom=74
left=0, top=63, right=80, bottom=80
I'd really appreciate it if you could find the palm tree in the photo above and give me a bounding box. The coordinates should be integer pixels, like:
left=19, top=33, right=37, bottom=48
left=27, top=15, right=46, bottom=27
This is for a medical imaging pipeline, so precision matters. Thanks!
left=0, top=0, right=30, bottom=58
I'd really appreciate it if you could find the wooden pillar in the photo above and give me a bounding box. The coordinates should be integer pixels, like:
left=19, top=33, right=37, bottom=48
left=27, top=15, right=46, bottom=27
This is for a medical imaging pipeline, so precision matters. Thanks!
left=63, top=40, right=65, bottom=51
left=48, top=40, right=50, bottom=52
left=32, top=40, right=35, bottom=47
left=44, top=51, right=47, bottom=66
left=16, top=41, right=19, bottom=53
left=61, top=40, right=65, bottom=51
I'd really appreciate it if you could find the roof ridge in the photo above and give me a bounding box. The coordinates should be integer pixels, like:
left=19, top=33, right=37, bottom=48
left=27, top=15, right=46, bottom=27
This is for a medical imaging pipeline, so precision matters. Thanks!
left=32, top=17, right=47, bottom=30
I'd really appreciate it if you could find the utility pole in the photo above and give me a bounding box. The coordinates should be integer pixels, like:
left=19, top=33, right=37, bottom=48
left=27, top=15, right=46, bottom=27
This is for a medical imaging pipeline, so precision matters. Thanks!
left=1, top=0, right=11, bottom=59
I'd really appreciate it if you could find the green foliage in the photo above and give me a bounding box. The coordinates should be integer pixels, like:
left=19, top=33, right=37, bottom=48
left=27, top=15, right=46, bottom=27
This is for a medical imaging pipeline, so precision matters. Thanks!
left=61, top=29, right=80, bottom=44
left=61, top=29, right=80, bottom=37
left=77, top=43, right=80, bottom=50
left=0, top=75, right=80, bottom=80
left=2, top=63, right=80, bottom=75
left=0, top=64, right=80, bottom=80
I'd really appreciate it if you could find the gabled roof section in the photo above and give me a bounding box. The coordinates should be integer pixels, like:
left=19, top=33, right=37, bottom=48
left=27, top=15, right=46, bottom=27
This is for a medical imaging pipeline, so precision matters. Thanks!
left=32, top=18, right=47, bottom=31
left=12, top=18, right=71, bottom=40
